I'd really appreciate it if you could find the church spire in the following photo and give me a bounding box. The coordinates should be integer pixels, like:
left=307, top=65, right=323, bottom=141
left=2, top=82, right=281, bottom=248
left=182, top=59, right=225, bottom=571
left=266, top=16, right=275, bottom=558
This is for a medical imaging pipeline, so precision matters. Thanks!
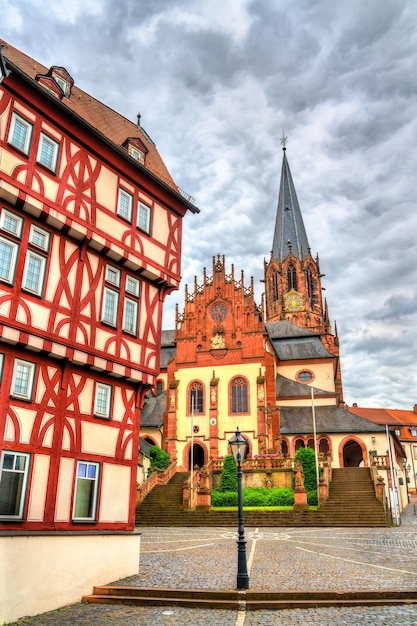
left=271, top=139, right=310, bottom=261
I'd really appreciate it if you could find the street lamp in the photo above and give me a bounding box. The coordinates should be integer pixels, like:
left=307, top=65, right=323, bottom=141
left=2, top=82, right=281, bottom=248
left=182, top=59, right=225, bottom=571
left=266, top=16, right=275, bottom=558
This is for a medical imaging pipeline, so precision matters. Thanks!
left=229, top=427, right=249, bottom=590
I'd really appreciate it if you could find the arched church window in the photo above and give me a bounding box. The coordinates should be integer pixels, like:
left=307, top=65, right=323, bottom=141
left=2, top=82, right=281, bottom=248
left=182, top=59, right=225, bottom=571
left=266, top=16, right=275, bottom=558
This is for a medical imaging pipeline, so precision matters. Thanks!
left=189, top=381, right=204, bottom=414
left=287, top=265, right=297, bottom=291
left=307, top=438, right=314, bottom=449
left=230, top=377, right=248, bottom=414
left=295, top=438, right=305, bottom=451
left=156, top=380, right=163, bottom=395
left=306, top=268, right=317, bottom=305
left=319, top=438, right=330, bottom=456
left=270, top=270, right=279, bottom=301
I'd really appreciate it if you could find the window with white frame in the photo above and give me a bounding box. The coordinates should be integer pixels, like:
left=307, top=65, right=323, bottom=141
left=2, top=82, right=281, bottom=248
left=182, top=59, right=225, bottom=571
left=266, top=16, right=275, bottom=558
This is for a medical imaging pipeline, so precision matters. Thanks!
left=117, top=188, right=133, bottom=222
left=102, top=287, right=119, bottom=326
left=105, top=264, right=121, bottom=287
left=11, top=359, right=36, bottom=400
left=128, top=145, right=143, bottom=163
left=0, top=237, right=19, bottom=284
left=138, top=201, right=151, bottom=234
left=122, top=298, right=138, bottom=335
left=126, top=275, right=140, bottom=297
left=54, top=75, right=68, bottom=95
left=73, top=461, right=99, bottom=521
left=8, top=113, right=33, bottom=154
left=0, top=209, right=23, bottom=238
left=29, top=224, right=50, bottom=251
left=37, top=133, right=59, bottom=172
left=0, top=451, right=30, bottom=519
left=22, top=250, right=46, bottom=295
left=94, top=382, right=112, bottom=418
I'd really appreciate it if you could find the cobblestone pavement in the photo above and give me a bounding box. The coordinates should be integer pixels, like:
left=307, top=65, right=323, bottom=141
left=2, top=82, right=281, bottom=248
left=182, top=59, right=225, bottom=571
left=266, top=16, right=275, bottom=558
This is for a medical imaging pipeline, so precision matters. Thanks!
left=7, top=499, right=417, bottom=625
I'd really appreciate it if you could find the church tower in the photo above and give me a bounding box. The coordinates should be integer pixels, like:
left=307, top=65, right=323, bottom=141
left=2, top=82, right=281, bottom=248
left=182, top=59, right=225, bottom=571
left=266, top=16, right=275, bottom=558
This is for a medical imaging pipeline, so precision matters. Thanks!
left=264, top=139, right=343, bottom=403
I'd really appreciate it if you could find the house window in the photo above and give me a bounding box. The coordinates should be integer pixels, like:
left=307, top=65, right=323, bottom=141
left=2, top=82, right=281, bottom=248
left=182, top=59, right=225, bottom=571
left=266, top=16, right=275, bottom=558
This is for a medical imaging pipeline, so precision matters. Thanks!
left=0, top=237, right=19, bottom=284
left=117, top=188, right=133, bottom=222
left=22, top=250, right=46, bottom=295
left=29, top=224, right=50, bottom=251
left=54, top=75, right=68, bottom=95
left=105, top=265, right=121, bottom=287
left=94, top=382, right=112, bottom=418
left=138, top=202, right=151, bottom=234
left=231, top=377, right=248, bottom=414
left=126, top=275, right=140, bottom=297
left=189, top=381, right=204, bottom=414
left=8, top=113, right=33, bottom=154
left=129, top=145, right=144, bottom=163
left=0, top=451, right=30, bottom=519
left=411, top=428, right=417, bottom=437
left=102, top=287, right=119, bottom=326
left=73, top=461, right=99, bottom=521
left=122, top=298, right=138, bottom=335
left=0, top=209, right=23, bottom=238
left=11, top=359, right=36, bottom=400
left=37, top=133, right=59, bottom=172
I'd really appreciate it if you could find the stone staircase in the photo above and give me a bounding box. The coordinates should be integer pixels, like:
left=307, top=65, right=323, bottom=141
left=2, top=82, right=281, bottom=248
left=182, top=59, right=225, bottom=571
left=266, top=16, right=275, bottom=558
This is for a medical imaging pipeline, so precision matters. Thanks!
left=135, top=467, right=389, bottom=528
left=317, top=467, right=389, bottom=527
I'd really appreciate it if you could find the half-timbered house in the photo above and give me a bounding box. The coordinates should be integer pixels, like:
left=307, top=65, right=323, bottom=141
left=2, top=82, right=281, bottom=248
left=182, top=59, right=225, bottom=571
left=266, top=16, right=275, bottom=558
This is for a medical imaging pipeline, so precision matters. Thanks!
left=0, top=40, right=197, bottom=622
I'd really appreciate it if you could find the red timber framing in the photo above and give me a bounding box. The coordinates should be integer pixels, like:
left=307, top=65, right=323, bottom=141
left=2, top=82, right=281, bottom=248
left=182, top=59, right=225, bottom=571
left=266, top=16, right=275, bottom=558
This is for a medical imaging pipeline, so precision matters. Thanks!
left=0, top=40, right=198, bottom=532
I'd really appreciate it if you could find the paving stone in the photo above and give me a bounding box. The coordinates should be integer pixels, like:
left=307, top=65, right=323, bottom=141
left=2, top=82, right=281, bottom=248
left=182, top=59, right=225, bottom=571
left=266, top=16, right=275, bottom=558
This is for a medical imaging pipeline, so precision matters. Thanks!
left=6, top=498, right=417, bottom=625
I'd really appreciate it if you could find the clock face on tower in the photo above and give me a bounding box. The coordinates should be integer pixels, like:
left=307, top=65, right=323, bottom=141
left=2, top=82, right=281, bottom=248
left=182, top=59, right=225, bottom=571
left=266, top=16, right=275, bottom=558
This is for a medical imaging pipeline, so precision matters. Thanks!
left=284, top=289, right=303, bottom=312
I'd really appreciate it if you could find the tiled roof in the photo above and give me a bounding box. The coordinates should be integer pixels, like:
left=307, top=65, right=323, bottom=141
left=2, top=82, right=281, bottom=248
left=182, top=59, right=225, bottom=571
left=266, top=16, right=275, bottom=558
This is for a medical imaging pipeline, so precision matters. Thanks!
left=280, top=405, right=386, bottom=435
left=266, top=320, right=319, bottom=339
left=276, top=374, right=331, bottom=399
left=1, top=39, right=197, bottom=210
left=140, top=391, right=166, bottom=427
left=347, top=406, right=417, bottom=426
left=269, top=336, right=334, bottom=360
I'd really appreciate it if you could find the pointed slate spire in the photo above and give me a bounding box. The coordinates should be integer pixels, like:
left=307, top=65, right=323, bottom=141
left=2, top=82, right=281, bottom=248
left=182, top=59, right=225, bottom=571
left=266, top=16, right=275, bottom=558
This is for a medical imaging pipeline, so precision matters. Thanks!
left=271, top=143, right=310, bottom=261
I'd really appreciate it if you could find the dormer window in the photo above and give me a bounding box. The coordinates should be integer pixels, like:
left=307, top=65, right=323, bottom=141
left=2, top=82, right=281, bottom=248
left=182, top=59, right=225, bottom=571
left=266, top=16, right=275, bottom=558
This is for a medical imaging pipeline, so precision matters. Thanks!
left=411, top=428, right=417, bottom=437
left=122, top=138, right=148, bottom=165
left=54, top=75, right=69, bottom=96
left=128, top=145, right=143, bottom=163
left=35, top=66, right=74, bottom=99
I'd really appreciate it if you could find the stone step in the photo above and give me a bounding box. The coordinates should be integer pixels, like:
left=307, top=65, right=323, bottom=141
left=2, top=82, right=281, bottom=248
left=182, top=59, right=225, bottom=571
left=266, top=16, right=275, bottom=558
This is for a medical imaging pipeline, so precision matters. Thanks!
left=82, top=586, right=417, bottom=610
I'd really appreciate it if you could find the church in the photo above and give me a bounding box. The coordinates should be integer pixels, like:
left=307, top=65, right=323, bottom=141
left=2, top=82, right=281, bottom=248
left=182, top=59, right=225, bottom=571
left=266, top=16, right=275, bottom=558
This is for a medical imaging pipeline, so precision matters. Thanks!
left=143, top=142, right=413, bottom=510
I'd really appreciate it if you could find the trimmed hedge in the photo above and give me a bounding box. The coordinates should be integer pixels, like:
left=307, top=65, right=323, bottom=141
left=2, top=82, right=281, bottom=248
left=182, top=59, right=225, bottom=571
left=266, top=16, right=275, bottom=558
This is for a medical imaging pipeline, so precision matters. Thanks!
left=211, top=487, right=295, bottom=507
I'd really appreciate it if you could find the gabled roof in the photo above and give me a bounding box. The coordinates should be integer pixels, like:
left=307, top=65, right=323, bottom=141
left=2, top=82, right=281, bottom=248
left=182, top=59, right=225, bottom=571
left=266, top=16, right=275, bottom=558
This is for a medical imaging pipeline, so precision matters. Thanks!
left=347, top=406, right=417, bottom=427
left=140, top=391, right=166, bottom=427
left=280, top=405, right=386, bottom=435
left=271, top=149, right=310, bottom=260
left=0, top=39, right=198, bottom=212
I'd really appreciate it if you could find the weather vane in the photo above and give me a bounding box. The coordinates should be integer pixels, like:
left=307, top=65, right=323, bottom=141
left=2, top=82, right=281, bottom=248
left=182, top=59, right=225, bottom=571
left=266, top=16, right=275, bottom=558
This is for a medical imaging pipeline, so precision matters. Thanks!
left=281, top=129, right=288, bottom=149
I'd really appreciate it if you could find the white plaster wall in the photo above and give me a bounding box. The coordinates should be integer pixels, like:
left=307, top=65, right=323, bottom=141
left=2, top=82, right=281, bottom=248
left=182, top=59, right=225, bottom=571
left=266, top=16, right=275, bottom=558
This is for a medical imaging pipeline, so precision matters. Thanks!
left=0, top=533, right=140, bottom=624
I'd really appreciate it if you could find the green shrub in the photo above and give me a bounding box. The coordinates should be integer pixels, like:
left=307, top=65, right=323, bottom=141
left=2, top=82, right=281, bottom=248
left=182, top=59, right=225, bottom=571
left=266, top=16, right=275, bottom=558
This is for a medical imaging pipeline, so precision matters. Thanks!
left=149, top=445, right=171, bottom=470
left=243, top=487, right=268, bottom=507
left=218, top=455, right=238, bottom=492
left=266, top=488, right=294, bottom=506
left=307, top=489, right=318, bottom=506
left=211, top=490, right=238, bottom=506
left=294, top=447, right=317, bottom=492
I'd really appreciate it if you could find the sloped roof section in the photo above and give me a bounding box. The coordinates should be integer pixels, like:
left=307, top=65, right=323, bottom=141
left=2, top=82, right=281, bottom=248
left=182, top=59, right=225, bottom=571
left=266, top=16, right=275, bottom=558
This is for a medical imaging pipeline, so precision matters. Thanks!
left=271, top=150, right=310, bottom=260
left=160, top=329, right=176, bottom=369
left=270, top=336, right=334, bottom=361
left=280, top=405, right=386, bottom=435
left=0, top=39, right=198, bottom=211
left=276, top=374, right=331, bottom=399
left=140, top=391, right=166, bottom=427
left=347, top=406, right=417, bottom=427
left=266, top=320, right=320, bottom=339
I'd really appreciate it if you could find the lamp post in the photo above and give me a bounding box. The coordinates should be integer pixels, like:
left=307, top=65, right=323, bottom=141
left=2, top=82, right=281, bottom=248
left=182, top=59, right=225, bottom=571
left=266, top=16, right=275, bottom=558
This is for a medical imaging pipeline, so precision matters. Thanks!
left=229, top=427, right=249, bottom=590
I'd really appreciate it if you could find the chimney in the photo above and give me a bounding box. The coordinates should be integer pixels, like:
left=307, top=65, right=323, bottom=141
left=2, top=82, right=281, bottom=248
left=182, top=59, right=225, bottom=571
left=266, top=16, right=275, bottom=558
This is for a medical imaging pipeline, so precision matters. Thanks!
left=414, top=404, right=417, bottom=414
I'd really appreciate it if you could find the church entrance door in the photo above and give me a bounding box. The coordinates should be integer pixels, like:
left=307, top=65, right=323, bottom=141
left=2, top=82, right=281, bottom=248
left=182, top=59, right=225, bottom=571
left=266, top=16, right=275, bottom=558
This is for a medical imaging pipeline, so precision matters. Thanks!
left=188, top=442, right=205, bottom=470
left=342, top=440, right=364, bottom=467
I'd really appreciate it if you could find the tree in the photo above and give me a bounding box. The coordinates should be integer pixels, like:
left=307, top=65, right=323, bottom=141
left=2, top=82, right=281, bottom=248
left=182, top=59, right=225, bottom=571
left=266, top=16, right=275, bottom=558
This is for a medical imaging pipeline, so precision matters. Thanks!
left=218, top=454, right=238, bottom=492
left=294, top=447, right=317, bottom=492
left=149, top=445, right=171, bottom=470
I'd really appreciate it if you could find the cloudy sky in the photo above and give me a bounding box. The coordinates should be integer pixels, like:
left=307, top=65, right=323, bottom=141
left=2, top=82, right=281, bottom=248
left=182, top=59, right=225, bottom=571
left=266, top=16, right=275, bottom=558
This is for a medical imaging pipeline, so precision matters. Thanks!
left=2, top=0, right=417, bottom=409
